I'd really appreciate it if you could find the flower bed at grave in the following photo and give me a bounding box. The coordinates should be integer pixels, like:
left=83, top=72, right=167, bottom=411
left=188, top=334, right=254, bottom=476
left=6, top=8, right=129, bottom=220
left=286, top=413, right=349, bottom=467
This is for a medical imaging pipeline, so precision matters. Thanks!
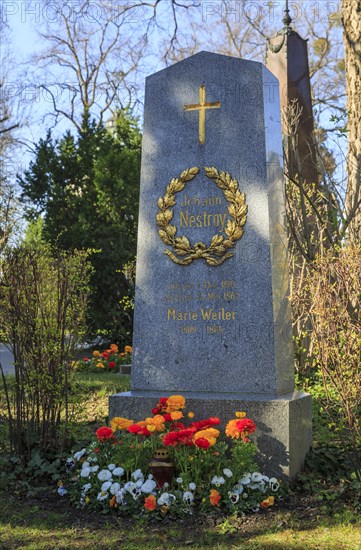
left=75, top=344, right=132, bottom=373
left=59, top=395, right=283, bottom=519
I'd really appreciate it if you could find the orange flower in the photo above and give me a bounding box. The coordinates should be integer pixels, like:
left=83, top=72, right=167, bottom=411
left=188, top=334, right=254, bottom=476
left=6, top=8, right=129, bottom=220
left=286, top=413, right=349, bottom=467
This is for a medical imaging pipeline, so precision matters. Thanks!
left=225, top=418, right=256, bottom=440
left=145, top=415, right=166, bottom=432
left=210, top=489, right=221, bottom=507
left=144, top=494, right=157, bottom=511
left=96, top=362, right=105, bottom=368
left=166, top=395, right=186, bottom=412
left=93, top=350, right=101, bottom=357
left=260, top=496, right=275, bottom=508
left=124, top=345, right=133, bottom=353
left=110, top=416, right=134, bottom=431
left=188, top=411, right=195, bottom=418
left=109, top=495, right=117, bottom=508
left=110, top=344, right=119, bottom=352
left=194, top=427, right=219, bottom=447
left=170, top=410, right=183, bottom=421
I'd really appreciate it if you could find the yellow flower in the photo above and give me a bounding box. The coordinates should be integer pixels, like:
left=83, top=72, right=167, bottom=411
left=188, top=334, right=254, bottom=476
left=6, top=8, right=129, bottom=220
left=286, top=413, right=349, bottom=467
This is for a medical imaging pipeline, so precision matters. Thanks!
left=194, top=428, right=220, bottom=447
left=170, top=410, right=183, bottom=421
left=145, top=415, right=166, bottom=432
left=235, top=411, right=246, bottom=418
left=124, top=345, right=133, bottom=353
left=166, top=395, right=186, bottom=412
left=93, top=350, right=101, bottom=357
left=96, top=362, right=105, bottom=369
left=188, top=411, right=195, bottom=418
left=110, top=417, right=134, bottom=431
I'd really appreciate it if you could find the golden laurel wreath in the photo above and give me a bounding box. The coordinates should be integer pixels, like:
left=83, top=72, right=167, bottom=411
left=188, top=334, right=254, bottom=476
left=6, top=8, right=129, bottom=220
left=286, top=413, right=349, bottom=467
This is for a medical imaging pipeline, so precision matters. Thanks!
left=156, top=166, right=247, bottom=266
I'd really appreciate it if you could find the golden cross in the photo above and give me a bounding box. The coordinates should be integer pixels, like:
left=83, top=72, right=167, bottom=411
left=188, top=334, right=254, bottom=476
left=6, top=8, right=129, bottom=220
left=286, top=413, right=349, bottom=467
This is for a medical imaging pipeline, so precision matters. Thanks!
left=184, top=85, right=221, bottom=144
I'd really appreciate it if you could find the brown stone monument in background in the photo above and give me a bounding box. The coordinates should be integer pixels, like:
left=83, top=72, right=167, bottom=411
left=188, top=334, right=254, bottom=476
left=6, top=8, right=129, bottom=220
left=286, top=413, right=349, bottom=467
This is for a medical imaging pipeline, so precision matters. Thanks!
left=266, top=1, right=319, bottom=186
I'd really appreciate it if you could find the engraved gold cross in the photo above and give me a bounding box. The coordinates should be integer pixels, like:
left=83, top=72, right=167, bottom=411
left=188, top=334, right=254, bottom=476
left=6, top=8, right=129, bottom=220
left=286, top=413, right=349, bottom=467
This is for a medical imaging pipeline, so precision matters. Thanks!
left=184, top=85, right=221, bottom=144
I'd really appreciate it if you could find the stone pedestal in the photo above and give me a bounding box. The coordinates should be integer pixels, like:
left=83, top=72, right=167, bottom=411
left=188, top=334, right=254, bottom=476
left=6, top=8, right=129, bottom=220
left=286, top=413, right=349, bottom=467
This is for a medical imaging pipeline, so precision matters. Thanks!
left=109, top=390, right=311, bottom=480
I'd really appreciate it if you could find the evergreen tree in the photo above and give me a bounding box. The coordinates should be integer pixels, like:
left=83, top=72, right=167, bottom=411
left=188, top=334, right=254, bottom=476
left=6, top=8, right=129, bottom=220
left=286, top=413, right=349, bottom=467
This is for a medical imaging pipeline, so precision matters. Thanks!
left=19, top=111, right=141, bottom=342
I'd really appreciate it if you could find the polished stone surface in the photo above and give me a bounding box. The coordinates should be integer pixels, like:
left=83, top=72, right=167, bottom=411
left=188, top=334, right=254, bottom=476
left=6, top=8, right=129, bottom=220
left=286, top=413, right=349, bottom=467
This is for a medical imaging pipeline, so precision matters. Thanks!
left=132, top=52, right=293, bottom=396
left=110, top=52, right=311, bottom=478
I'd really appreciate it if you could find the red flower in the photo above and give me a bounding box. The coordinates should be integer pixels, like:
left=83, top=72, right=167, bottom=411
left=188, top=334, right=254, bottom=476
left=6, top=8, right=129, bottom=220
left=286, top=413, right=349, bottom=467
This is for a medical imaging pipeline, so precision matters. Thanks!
left=127, top=424, right=150, bottom=437
left=83, top=357, right=89, bottom=362
left=170, top=422, right=186, bottom=431
left=190, top=417, right=221, bottom=431
left=195, top=437, right=210, bottom=449
left=108, top=361, right=116, bottom=369
left=95, top=426, right=115, bottom=441
left=210, top=489, right=221, bottom=507
left=154, top=397, right=168, bottom=413
left=152, top=407, right=160, bottom=415
left=144, top=495, right=157, bottom=511
left=236, top=418, right=256, bottom=435
left=94, top=447, right=100, bottom=454
left=163, top=413, right=172, bottom=422
left=163, top=428, right=195, bottom=446
left=101, top=351, right=109, bottom=359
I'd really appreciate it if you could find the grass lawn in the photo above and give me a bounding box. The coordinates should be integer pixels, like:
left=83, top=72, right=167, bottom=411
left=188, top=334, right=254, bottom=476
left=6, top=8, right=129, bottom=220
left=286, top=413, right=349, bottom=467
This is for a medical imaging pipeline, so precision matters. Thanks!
left=0, top=372, right=360, bottom=549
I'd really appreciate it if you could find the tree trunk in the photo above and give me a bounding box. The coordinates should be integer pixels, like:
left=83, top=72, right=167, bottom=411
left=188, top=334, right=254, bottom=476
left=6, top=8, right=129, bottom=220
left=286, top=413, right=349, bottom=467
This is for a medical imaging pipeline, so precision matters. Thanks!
left=343, top=0, right=361, bottom=241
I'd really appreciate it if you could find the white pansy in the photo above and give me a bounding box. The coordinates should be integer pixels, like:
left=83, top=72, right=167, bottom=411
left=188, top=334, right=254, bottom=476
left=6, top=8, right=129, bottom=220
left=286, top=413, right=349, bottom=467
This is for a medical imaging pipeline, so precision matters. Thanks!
left=110, top=482, right=121, bottom=495
left=269, top=477, right=280, bottom=491
left=81, top=461, right=90, bottom=469
left=112, top=467, right=124, bottom=477
left=262, top=475, right=270, bottom=483
left=107, top=464, right=116, bottom=471
left=97, top=491, right=109, bottom=501
left=233, top=484, right=244, bottom=495
left=135, top=479, right=143, bottom=488
left=252, top=504, right=260, bottom=512
left=124, top=481, right=136, bottom=492
left=176, top=477, right=183, bottom=484
left=228, top=491, right=240, bottom=503
left=73, top=448, right=86, bottom=461
left=115, top=488, right=125, bottom=504
left=98, top=469, right=112, bottom=481
left=211, top=476, right=225, bottom=485
left=101, top=481, right=112, bottom=492
left=183, top=491, right=194, bottom=504
left=163, top=482, right=169, bottom=489
left=251, top=472, right=263, bottom=482
left=140, top=480, right=154, bottom=494
left=157, top=492, right=176, bottom=507
left=188, top=482, right=196, bottom=490
left=91, top=465, right=99, bottom=473
left=131, top=469, right=144, bottom=481
left=80, top=467, right=91, bottom=478
left=81, top=483, right=92, bottom=494
left=250, top=483, right=262, bottom=490
left=239, top=474, right=251, bottom=485
left=57, top=486, right=67, bottom=496
left=223, top=468, right=233, bottom=478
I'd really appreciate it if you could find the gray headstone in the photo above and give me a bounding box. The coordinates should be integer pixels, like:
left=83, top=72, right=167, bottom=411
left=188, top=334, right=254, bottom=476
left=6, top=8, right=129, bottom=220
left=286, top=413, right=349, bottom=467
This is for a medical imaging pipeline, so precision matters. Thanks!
left=110, top=51, right=311, bottom=479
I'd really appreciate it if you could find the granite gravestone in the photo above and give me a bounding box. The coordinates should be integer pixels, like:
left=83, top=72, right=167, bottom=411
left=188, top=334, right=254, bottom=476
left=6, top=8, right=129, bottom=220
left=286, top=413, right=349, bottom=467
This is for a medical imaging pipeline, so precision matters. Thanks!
left=109, top=51, right=312, bottom=479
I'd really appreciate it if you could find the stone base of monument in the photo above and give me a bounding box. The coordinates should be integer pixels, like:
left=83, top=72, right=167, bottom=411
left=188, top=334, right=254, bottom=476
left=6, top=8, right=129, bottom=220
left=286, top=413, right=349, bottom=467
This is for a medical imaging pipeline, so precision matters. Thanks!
left=109, top=390, right=312, bottom=481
